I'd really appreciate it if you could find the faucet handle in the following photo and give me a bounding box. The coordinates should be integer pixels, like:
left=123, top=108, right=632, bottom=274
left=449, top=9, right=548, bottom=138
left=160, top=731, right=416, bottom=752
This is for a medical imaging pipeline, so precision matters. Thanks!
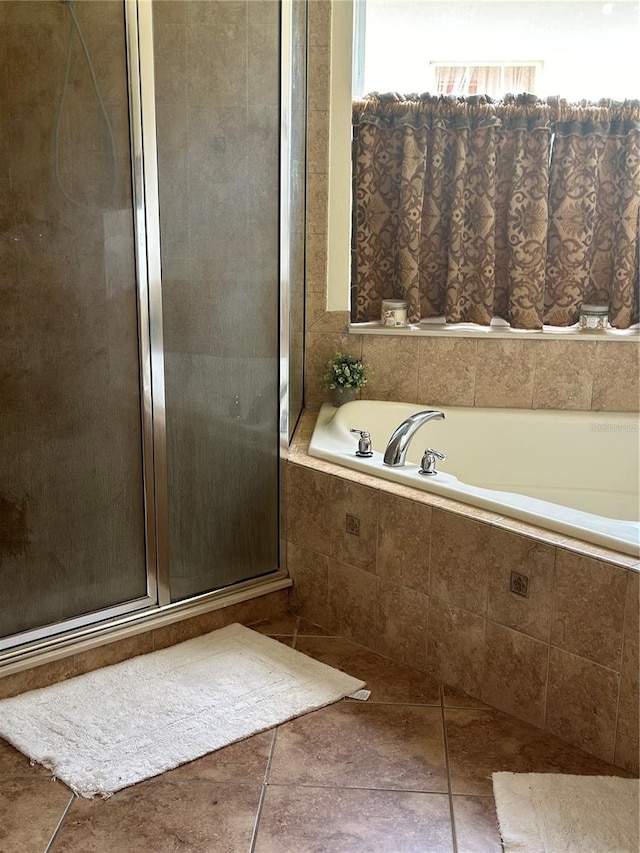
left=349, top=429, right=374, bottom=458
left=419, top=448, right=446, bottom=475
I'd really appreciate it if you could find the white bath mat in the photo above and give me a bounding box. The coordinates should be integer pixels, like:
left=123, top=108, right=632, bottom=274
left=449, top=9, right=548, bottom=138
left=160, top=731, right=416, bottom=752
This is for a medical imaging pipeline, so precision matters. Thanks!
left=492, top=772, right=639, bottom=853
left=0, top=623, right=364, bottom=798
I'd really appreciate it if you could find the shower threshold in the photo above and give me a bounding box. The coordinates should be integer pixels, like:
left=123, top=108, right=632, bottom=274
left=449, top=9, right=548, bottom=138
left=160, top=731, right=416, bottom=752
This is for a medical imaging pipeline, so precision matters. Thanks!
left=0, top=571, right=291, bottom=677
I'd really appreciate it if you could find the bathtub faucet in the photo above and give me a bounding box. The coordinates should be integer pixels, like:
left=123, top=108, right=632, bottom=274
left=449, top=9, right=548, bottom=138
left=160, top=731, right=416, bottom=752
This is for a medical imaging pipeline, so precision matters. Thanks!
left=383, top=410, right=445, bottom=467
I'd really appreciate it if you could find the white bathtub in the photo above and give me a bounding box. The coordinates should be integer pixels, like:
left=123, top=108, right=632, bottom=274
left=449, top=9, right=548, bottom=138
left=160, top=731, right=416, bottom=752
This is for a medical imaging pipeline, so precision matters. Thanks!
left=308, top=400, right=640, bottom=557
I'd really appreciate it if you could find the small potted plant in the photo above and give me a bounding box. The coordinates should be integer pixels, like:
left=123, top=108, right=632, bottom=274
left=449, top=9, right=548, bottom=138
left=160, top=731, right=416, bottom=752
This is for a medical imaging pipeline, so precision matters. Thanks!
left=324, top=351, right=369, bottom=407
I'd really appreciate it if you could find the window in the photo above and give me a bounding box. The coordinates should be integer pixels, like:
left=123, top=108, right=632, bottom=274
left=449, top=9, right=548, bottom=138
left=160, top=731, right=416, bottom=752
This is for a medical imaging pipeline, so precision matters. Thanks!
left=346, top=2, right=640, bottom=331
left=325, top=1, right=640, bottom=323
left=354, top=1, right=640, bottom=101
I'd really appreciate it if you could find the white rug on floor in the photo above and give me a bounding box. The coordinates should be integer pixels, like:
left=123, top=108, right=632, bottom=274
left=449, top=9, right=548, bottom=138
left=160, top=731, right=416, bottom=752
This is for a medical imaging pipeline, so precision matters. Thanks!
left=493, top=772, right=639, bottom=853
left=0, top=623, right=365, bottom=798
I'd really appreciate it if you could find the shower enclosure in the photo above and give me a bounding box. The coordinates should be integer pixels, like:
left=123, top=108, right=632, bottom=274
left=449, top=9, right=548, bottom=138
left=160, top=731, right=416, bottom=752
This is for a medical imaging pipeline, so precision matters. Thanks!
left=0, top=0, right=305, bottom=657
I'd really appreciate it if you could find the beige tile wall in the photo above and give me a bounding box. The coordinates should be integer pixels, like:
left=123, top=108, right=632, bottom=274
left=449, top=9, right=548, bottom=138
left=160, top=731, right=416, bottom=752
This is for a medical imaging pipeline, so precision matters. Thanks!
left=285, top=450, right=640, bottom=773
left=304, top=2, right=640, bottom=413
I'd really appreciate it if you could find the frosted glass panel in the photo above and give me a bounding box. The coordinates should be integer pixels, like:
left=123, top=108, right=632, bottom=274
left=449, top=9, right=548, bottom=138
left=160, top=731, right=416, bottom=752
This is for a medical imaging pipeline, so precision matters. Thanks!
left=0, top=0, right=148, bottom=640
left=288, top=0, right=307, bottom=437
left=154, top=1, right=280, bottom=599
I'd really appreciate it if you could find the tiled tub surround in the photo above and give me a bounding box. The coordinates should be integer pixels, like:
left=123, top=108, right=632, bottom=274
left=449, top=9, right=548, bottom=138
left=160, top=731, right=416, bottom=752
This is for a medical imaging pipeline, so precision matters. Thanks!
left=286, top=411, right=640, bottom=775
left=302, top=0, right=640, bottom=779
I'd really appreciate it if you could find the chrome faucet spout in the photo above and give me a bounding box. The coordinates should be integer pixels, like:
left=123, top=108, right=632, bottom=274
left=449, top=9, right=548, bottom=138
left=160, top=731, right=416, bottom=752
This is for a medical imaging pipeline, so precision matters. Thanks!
left=383, top=410, right=445, bottom=467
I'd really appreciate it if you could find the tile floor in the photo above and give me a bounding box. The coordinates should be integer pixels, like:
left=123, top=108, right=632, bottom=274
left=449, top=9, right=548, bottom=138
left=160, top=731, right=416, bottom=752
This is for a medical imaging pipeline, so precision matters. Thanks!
left=0, top=614, right=634, bottom=853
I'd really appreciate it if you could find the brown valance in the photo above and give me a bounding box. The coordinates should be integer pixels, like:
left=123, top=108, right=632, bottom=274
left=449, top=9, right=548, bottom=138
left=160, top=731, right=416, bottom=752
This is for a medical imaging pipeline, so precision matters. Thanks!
left=353, top=93, right=640, bottom=134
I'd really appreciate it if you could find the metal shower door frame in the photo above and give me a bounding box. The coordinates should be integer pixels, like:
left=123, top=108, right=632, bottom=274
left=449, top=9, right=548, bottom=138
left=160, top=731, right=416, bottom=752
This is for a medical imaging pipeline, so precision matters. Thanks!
left=127, top=0, right=170, bottom=607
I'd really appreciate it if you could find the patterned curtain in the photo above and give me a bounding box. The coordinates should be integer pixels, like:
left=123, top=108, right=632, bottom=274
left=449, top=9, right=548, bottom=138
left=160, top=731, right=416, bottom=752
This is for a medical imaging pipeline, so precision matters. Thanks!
left=545, top=102, right=640, bottom=328
left=351, top=94, right=640, bottom=329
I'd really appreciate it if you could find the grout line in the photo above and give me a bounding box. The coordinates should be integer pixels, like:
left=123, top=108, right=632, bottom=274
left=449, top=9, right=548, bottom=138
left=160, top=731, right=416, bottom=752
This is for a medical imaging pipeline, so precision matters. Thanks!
left=588, top=341, right=598, bottom=410
left=543, top=546, right=559, bottom=732
left=527, top=337, right=537, bottom=409
left=471, top=338, right=479, bottom=406
left=256, top=780, right=451, bottom=795
left=347, top=699, right=442, bottom=708
left=611, top=570, right=631, bottom=762
left=291, top=616, right=301, bottom=650
left=44, top=792, right=76, bottom=853
left=479, top=599, right=489, bottom=709
left=249, top=727, right=278, bottom=853
left=440, top=700, right=459, bottom=853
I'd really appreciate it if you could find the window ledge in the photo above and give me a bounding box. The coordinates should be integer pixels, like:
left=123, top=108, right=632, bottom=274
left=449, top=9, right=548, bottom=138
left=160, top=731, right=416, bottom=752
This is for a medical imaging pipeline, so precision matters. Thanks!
left=349, top=321, right=640, bottom=342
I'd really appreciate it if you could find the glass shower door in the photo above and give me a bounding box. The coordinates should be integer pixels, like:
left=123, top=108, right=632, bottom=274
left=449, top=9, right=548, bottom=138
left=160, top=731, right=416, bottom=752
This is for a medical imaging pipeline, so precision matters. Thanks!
left=153, top=1, right=280, bottom=600
left=0, top=0, right=153, bottom=646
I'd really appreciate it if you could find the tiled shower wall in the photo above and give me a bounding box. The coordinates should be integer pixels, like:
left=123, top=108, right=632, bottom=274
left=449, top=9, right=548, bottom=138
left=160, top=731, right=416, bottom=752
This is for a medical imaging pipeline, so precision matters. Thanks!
left=304, top=2, right=640, bottom=412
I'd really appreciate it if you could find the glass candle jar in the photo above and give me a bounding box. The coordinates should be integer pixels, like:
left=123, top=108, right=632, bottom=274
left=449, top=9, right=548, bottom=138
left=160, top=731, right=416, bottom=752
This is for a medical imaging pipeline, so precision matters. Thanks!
left=578, top=304, right=609, bottom=332
left=381, top=299, right=408, bottom=327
